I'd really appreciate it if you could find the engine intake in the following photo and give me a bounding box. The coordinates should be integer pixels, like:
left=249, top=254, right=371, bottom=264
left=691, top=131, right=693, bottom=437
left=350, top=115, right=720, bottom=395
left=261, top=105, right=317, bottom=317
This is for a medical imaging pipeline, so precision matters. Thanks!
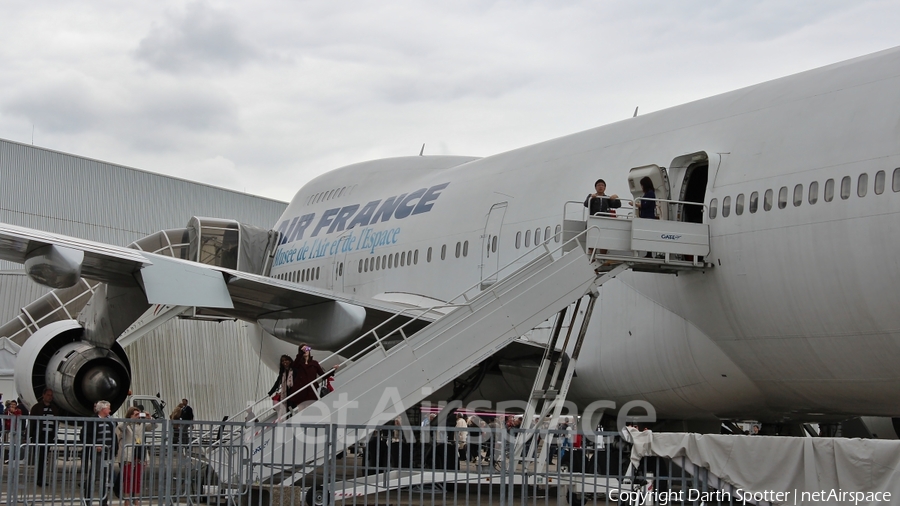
left=15, top=320, right=131, bottom=415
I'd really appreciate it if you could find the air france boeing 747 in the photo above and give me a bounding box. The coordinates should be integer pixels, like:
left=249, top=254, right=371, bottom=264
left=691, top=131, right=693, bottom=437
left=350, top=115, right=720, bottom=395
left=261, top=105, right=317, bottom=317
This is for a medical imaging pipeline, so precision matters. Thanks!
left=2, top=46, right=900, bottom=430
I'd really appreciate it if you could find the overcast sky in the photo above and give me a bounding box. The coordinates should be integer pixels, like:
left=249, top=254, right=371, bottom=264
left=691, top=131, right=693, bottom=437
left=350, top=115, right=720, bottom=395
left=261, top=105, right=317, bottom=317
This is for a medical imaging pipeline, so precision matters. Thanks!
left=2, top=1, right=898, bottom=203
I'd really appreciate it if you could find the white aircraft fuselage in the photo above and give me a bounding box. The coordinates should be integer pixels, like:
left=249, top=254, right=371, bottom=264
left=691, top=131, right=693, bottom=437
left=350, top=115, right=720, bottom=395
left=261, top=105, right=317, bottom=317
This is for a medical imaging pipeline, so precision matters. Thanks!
left=266, top=47, right=900, bottom=421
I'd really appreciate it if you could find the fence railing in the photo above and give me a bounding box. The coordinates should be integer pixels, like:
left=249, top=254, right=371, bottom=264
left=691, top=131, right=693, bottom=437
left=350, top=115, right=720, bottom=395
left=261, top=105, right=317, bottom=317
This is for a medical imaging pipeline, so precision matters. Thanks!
left=2, top=415, right=755, bottom=505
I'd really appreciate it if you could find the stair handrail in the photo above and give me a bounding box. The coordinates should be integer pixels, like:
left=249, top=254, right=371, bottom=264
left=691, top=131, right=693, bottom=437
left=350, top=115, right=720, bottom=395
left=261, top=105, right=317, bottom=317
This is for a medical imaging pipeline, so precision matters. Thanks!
left=210, top=226, right=597, bottom=438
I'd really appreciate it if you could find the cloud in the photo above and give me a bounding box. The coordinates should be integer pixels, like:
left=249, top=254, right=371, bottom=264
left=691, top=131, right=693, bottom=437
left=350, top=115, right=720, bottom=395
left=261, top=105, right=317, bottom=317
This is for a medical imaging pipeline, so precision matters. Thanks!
left=4, top=75, right=106, bottom=134
left=1, top=0, right=898, bottom=202
left=135, top=1, right=260, bottom=74
left=2, top=73, right=238, bottom=155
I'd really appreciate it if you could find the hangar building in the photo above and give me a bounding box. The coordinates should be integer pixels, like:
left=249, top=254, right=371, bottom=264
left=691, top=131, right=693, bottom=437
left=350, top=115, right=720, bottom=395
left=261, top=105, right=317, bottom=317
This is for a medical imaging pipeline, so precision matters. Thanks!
left=0, top=138, right=285, bottom=420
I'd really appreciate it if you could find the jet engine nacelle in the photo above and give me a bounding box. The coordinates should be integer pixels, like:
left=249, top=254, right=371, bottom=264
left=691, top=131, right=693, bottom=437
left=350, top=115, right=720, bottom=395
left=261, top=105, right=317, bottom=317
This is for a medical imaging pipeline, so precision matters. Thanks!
left=15, top=320, right=131, bottom=415
left=258, top=301, right=366, bottom=350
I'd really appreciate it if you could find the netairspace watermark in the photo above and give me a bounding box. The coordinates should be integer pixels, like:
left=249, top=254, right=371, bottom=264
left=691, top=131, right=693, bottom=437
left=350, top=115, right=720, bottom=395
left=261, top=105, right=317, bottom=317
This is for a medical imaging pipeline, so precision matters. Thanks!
left=269, top=386, right=657, bottom=446
left=617, top=489, right=892, bottom=506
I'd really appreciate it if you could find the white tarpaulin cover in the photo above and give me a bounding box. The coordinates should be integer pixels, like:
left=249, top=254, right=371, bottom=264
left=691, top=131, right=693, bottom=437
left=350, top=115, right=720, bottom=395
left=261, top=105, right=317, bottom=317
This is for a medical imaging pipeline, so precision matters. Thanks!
left=628, top=428, right=900, bottom=505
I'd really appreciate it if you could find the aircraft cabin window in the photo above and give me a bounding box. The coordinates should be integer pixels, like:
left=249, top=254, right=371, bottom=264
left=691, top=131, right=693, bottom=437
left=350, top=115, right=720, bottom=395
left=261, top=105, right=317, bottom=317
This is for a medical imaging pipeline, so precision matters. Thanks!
left=793, top=184, right=803, bottom=207
left=414, top=250, right=419, bottom=264
left=525, top=229, right=532, bottom=247
left=555, top=225, right=561, bottom=242
left=809, top=181, right=819, bottom=204
left=544, top=226, right=551, bottom=243
left=376, top=256, right=381, bottom=270
left=778, top=186, right=788, bottom=209
left=316, top=266, right=320, bottom=280
left=359, top=260, right=363, bottom=273
left=764, top=189, right=773, bottom=211
left=840, top=176, right=851, bottom=200
left=858, top=173, right=868, bottom=197
left=749, top=192, right=758, bottom=213
left=463, top=240, right=469, bottom=257
left=339, top=263, right=342, bottom=277
left=401, top=252, right=406, bottom=267
left=534, top=228, right=541, bottom=244
left=893, top=168, right=900, bottom=192
left=709, top=198, right=717, bottom=219
left=735, top=194, right=744, bottom=215
left=441, top=245, right=446, bottom=260
left=515, top=232, right=521, bottom=249
left=455, top=242, right=461, bottom=258
left=722, top=196, right=731, bottom=217
left=824, top=179, right=835, bottom=202
left=491, top=236, right=498, bottom=253
left=427, top=247, right=432, bottom=262
left=394, top=252, right=400, bottom=267
left=388, top=254, right=393, bottom=269
left=874, top=170, right=885, bottom=194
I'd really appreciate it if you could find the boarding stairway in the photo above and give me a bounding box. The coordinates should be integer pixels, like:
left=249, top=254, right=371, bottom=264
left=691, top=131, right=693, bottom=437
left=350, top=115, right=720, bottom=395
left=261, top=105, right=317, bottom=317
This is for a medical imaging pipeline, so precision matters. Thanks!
left=207, top=208, right=712, bottom=486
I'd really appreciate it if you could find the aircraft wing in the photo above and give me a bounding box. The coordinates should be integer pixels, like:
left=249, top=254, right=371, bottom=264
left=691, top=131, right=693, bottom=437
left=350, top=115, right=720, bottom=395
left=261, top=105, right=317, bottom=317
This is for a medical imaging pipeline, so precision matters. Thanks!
left=0, top=222, right=151, bottom=286
left=0, top=222, right=438, bottom=330
left=211, top=267, right=439, bottom=328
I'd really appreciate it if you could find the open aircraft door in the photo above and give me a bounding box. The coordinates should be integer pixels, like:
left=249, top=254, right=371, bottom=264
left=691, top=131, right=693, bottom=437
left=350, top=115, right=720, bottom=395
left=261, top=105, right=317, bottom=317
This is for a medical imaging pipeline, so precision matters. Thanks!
left=627, top=165, right=671, bottom=220
left=480, top=202, right=507, bottom=289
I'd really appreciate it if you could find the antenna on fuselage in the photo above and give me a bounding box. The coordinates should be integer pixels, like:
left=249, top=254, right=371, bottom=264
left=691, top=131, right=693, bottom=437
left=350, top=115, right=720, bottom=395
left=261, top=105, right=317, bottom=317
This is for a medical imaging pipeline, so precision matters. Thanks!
left=419, top=143, right=425, bottom=156
left=633, top=106, right=639, bottom=118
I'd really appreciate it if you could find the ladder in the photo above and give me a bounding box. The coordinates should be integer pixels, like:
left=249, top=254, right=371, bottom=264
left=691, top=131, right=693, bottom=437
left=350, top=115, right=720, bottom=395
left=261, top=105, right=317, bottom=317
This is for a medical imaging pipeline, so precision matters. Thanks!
left=513, top=264, right=628, bottom=475
left=211, top=239, right=607, bottom=481
left=208, top=214, right=714, bottom=483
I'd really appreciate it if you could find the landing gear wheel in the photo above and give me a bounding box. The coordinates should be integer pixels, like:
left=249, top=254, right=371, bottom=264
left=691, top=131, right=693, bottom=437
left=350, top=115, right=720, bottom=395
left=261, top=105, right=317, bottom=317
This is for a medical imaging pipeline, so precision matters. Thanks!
left=305, top=486, right=329, bottom=506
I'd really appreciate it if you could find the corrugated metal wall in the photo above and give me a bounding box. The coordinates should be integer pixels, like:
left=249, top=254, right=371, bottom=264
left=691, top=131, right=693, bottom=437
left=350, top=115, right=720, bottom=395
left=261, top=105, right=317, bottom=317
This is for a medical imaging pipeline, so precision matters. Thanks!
left=0, top=138, right=284, bottom=419
left=0, top=272, right=52, bottom=333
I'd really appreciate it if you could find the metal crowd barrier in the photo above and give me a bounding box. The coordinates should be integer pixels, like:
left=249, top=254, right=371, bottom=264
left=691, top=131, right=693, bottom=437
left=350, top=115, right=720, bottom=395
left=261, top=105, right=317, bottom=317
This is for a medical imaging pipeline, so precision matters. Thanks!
left=2, top=415, right=753, bottom=505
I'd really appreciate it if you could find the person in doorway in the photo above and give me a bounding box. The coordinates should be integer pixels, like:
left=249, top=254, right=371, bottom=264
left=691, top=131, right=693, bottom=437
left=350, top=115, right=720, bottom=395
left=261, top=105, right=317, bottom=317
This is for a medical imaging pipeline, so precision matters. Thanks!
left=268, top=355, right=294, bottom=417
left=29, top=388, right=59, bottom=487
left=584, top=179, right=621, bottom=216
left=287, top=344, right=338, bottom=409
left=633, top=177, right=657, bottom=219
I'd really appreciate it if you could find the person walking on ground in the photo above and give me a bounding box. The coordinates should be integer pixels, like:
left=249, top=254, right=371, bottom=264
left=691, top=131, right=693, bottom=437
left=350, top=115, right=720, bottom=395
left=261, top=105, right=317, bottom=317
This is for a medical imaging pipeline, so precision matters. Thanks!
left=82, top=400, right=117, bottom=506
left=117, top=407, right=150, bottom=506
left=3, top=400, right=23, bottom=463
left=29, top=388, right=58, bottom=487
left=178, top=399, right=194, bottom=444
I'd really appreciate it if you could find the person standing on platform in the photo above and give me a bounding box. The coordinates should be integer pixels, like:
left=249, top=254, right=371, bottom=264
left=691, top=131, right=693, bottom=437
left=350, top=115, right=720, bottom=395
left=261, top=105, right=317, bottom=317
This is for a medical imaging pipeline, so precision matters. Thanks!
left=633, top=177, right=657, bottom=219
left=584, top=179, right=621, bottom=216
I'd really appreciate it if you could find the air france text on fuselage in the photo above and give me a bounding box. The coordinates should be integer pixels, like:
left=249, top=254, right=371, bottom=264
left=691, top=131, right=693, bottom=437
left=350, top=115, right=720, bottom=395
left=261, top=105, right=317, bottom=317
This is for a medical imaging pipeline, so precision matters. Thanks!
left=273, top=182, right=449, bottom=268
